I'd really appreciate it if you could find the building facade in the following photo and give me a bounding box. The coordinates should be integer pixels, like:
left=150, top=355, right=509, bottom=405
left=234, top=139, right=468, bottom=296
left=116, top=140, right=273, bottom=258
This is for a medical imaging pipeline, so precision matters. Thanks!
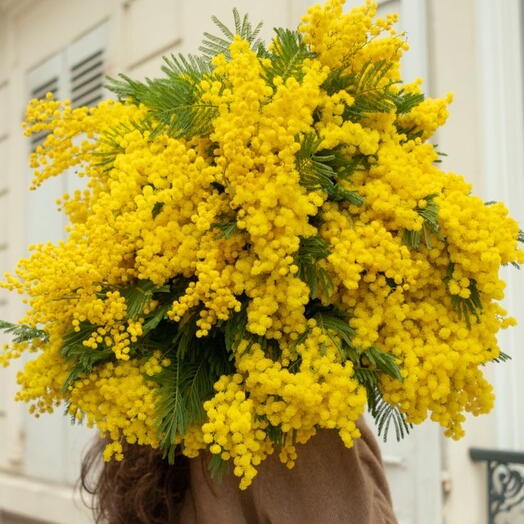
left=0, top=1, right=522, bottom=523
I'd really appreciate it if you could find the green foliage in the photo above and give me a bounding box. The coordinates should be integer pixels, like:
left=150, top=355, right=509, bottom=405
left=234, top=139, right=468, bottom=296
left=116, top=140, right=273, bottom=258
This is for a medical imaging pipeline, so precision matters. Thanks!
left=211, top=214, right=240, bottom=239
left=265, top=422, right=285, bottom=447
left=312, top=307, right=408, bottom=441
left=162, top=53, right=214, bottom=82
left=314, top=309, right=355, bottom=358
left=120, top=279, right=170, bottom=321
left=390, top=90, right=425, bottom=114
left=360, top=346, right=403, bottom=381
left=263, top=28, right=315, bottom=83
left=403, top=193, right=440, bottom=249
left=321, top=57, right=425, bottom=121
left=396, top=125, right=424, bottom=143
left=154, top=358, right=206, bottom=463
left=491, top=350, right=511, bottom=364
left=349, top=347, right=410, bottom=442
left=153, top=328, right=233, bottom=463
left=432, top=146, right=448, bottom=164
left=208, top=453, right=231, bottom=479
left=199, top=8, right=264, bottom=60
left=224, top=304, right=248, bottom=353
left=171, top=311, right=199, bottom=360
left=92, top=122, right=132, bottom=171
left=518, top=230, right=524, bottom=244
left=295, top=236, right=333, bottom=300
left=60, top=323, right=115, bottom=391
left=0, top=320, right=48, bottom=344
left=444, top=263, right=482, bottom=328
left=343, top=61, right=396, bottom=119
left=151, top=201, right=165, bottom=219
left=296, top=133, right=365, bottom=205
left=450, top=280, right=482, bottom=328
left=107, top=47, right=220, bottom=139
left=368, top=388, right=413, bottom=442
left=142, top=304, right=171, bottom=334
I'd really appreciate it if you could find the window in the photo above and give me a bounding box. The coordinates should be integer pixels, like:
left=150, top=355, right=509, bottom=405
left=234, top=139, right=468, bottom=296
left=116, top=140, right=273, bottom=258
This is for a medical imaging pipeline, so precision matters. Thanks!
left=20, top=22, right=108, bottom=484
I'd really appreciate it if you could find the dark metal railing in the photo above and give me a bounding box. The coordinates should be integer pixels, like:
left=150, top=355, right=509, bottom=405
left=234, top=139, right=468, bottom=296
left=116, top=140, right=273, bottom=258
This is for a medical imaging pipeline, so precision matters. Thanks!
left=470, top=447, right=524, bottom=524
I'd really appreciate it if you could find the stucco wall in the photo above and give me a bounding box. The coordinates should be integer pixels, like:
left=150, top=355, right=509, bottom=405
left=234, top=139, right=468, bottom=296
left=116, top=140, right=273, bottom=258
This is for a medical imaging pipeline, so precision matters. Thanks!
left=0, top=1, right=522, bottom=523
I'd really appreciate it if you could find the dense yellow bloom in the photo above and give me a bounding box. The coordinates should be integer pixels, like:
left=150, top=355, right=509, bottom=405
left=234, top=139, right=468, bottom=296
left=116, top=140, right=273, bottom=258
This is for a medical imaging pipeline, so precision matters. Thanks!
left=1, top=0, right=522, bottom=489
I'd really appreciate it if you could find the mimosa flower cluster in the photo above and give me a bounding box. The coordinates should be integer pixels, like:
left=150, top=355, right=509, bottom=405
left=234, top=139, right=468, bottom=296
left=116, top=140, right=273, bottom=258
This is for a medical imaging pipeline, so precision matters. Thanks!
left=1, top=0, right=522, bottom=489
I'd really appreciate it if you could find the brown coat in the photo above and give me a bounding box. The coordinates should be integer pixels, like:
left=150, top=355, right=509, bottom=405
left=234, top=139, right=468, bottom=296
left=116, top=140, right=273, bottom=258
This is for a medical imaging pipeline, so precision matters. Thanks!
left=179, top=420, right=397, bottom=524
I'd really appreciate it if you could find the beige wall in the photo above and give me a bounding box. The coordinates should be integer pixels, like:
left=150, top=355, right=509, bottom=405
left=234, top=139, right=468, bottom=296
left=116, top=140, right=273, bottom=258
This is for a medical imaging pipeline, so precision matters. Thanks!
left=0, top=0, right=522, bottom=523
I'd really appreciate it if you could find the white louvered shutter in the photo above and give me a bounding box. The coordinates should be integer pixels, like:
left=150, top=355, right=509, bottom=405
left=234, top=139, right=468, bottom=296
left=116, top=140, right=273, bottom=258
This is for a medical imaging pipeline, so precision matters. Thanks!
left=22, top=24, right=107, bottom=484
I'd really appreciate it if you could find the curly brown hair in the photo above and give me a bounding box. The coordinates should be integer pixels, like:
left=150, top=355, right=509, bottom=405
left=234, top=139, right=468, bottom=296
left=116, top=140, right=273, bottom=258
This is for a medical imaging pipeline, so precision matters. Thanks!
left=80, top=439, right=190, bottom=524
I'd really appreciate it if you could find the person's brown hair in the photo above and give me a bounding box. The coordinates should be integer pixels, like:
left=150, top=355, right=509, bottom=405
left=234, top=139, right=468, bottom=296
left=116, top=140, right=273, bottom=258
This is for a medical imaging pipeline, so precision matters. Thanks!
left=80, top=439, right=190, bottom=524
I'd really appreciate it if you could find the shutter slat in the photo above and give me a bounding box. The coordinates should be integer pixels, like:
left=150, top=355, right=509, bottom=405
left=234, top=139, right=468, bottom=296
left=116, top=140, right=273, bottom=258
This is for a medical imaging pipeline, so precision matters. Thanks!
left=30, top=77, right=60, bottom=151
left=70, top=49, right=105, bottom=108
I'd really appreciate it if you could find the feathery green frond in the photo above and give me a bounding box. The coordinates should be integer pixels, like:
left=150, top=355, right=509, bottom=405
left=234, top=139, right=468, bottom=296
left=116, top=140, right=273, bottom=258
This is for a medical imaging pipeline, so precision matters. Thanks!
left=403, top=193, right=440, bottom=249
left=0, top=320, right=48, bottom=344
left=211, top=214, right=240, bottom=239
left=369, top=389, right=413, bottom=442
left=296, top=133, right=365, bottom=205
left=120, top=279, right=170, bottom=321
left=389, top=90, right=425, bottom=114
left=208, top=454, right=231, bottom=479
left=161, top=53, right=214, bottom=82
left=60, top=323, right=115, bottom=391
left=199, top=8, right=264, bottom=60
left=444, top=263, right=482, bottom=328
left=491, top=351, right=511, bottom=364
left=361, top=346, right=403, bottom=381
left=263, top=28, right=315, bottom=82
left=295, top=236, right=333, bottom=300
left=107, top=73, right=218, bottom=139
left=315, top=309, right=355, bottom=358
left=154, top=332, right=233, bottom=463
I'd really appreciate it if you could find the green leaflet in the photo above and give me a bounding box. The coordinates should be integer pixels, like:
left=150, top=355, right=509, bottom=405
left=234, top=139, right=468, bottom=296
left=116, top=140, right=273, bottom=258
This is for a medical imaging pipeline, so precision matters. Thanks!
left=295, top=236, right=334, bottom=300
left=199, top=8, right=264, bottom=60
left=153, top=328, right=233, bottom=464
left=295, top=132, right=366, bottom=205
left=313, top=308, right=409, bottom=442
left=263, top=28, right=315, bottom=83
left=444, top=263, right=482, bottom=328
left=0, top=320, right=48, bottom=344
left=403, top=193, right=440, bottom=249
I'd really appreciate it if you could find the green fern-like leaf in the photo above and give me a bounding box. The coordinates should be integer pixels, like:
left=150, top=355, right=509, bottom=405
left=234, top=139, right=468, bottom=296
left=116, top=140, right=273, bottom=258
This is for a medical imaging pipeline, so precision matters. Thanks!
left=107, top=72, right=218, bottom=139
left=444, top=263, right=482, bottom=328
left=491, top=350, right=511, bottom=364
left=369, top=388, right=413, bottom=442
left=154, top=332, right=233, bottom=463
left=296, top=133, right=365, bottom=205
left=151, top=201, right=165, bottom=219
left=208, top=453, right=231, bottom=480
left=314, top=308, right=355, bottom=358
left=361, top=346, right=403, bottom=381
left=403, top=193, right=440, bottom=249
left=263, top=28, right=315, bottom=83
left=343, top=60, right=397, bottom=120
left=211, top=214, right=240, bottom=239
left=389, top=90, right=425, bottom=114
left=199, top=8, right=264, bottom=60
left=295, top=236, right=333, bottom=300
left=60, top=322, right=115, bottom=391
left=161, top=53, right=214, bottom=82
left=120, top=279, right=169, bottom=321
left=0, top=320, right=48, bottom=344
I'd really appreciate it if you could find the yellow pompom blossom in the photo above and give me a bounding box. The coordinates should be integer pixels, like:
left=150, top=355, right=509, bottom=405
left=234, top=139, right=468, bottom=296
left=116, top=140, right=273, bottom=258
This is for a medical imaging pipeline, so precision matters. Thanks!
left=1, top=0, right=523, bottom=490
